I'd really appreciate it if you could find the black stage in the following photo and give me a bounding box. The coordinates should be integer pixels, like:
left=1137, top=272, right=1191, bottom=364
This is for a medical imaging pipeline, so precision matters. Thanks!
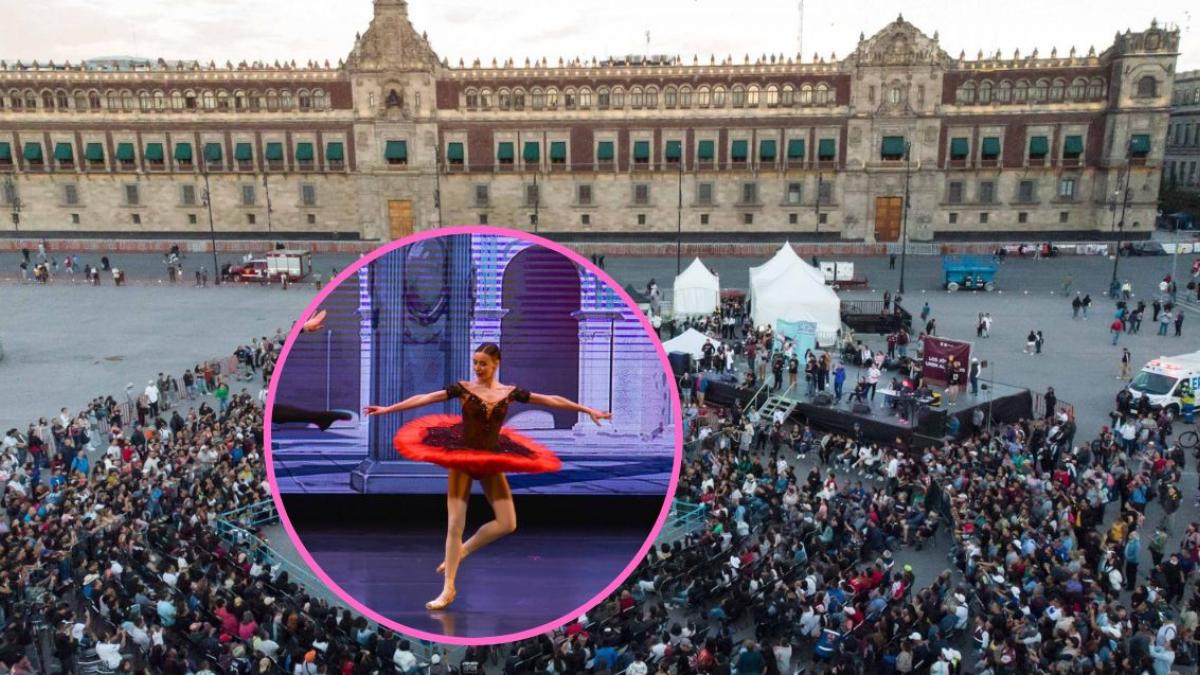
left=281, top=495, right=660, bottom=638
left=703, top=379, right=1032, bottom=448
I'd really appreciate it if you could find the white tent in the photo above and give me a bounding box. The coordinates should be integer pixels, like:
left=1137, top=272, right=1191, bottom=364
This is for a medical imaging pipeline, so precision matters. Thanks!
left=749, top=243, right=841, bottom=342
left=662, top=328, right=720, bottom=360
left=672, top=257, right=721, bottom=316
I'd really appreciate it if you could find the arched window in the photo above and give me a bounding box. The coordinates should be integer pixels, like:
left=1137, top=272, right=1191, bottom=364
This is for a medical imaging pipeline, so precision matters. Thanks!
left=233, top=90, right=246, bottom=110
left=265, top=90, right=279, bottom=111
left=201, top=90, right=215, bottom=110
left=297, top=90, right=312, bottom=110
left=596, top=86, right=609, bottom=108
left=645, top=85, right=658, bottom=108
left=678, top=86, right=691, bottom=107
left=498, top=88, right=511, bottom=110
left=170, top=91, right=184, bottom=110
left=1068, top=78, right=1086, bottom=100
left=979, top=81, right=993, bottom=104
left=800, top=84, right=813, bottom=105
left=280, top=90, right=293, bottom=110
left=630, top=86, right=644, bottom=107
left=530, top=87, right=544, bottom=109
left=106, top=90, right=120, bottom=110
left=8, top=90, right=21, bottom=110
left=1136, top=75, right=1157, bottom=98
left=996, top=81, right=1012, bottom=103
left=313, top=89, right=327, bottom=110
left=27, top=90, right=40, bottom=109
left=1032, top=79, right=1048, bottom=101
left=513, top=88, right=526, bottom=109
left=816, top=83, right=830, bottom=105
left=90, top=91, right=103, bottom=110
left=765, top=84, right=779, bottom=107
left=138, top=90, right=151, bottom=111
left=1050, top=78, right=1065, bottom=101
left=611, top=86, right=624, bottom=108
left=42, top=91, right=54, bottom=109
left=74, top=90, right=88, bottom=110
left=746, top=84, right=760, bottom=107
left=1014, top=80, right=1029, bottom=103
left=696, top=86, right=710, bottom=107
left=957, top=82, right=976, bottom=104
left=545, top=87, right=558, bottom=109
left=479, top=89, right=492, bottom=108
left=465, top=88, right=479, bottom=108
left=782, top=84, right=795, bottom=106
left=154, top=91, right=165, bottom=111
left=56, top=90, right=69, bottom=110
left=889, top=86, right=901, bottom=104
left=664, top=86, right=678, bottom=107
left=1086, top=78, right=1104, bottom=99
left=563, top=87, right=576, bottom=109
left=578, top=87, right=592, bottom=108
left=730, top=84, right=745, bottom=107
left=711, top=85, right=726, bottom=107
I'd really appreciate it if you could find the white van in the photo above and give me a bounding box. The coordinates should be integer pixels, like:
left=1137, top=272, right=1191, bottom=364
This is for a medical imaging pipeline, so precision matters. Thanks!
left=1125, top=351, right=1200, bottom=416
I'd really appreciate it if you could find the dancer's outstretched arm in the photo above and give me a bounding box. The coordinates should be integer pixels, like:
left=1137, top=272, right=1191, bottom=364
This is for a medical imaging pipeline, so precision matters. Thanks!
left=526, top=393, right=612, bottom=425
left=364, top=390, right=449, bottom=416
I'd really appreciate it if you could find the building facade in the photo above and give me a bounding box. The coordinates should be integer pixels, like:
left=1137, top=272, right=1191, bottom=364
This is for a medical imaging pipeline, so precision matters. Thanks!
left=1166, top=70, right=1200, bottom=192
left=0, top=0, right=1181, bottom=242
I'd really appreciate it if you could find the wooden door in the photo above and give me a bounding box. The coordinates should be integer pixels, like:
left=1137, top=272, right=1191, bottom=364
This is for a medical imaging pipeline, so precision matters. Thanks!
left=874, top=196, right=902, bottom=242
left=387, top=200, right=413, bottom=240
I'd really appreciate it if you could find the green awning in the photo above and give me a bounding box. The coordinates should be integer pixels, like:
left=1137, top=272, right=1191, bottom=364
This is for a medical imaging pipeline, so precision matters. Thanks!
left=818, top=138, right=836, bottom=159
left=173, top=142, right=192, bottom=162
left=385, top=140, right=407, bottom=161
left=1130, top=134, right=1150, bottom=154
left=786, top=139, right=805, bottom=160
left=550, top=141, right=566, bottom=161
left=497, top=142, right=514, bottom=160
left=326, top=142, right=344, bottom=161
left=116, top=143, right=135, bottom=161
left=759, top=139, right=777, bottom=161
left=85, top=143, right=105, bottom=162
left=204, top=142, right=223, bottom=162
left=981, top=136, right=1001, bottom=156
left=596, top=141, right=614, bottom=161
left=731, top=140, right=748, bottom=161
left=881, top=136, right=906, bottom=157
left=1029, top=135, right=1049, bottom=156
left=1063, top=135, right=1084, bottom=155
left=265, top=142, right=284, bottom=161
left=23, top=142, right=42, bottom=161
left=295, top=142, right=314, bottom=161
left=632, top=141, right=650, bottom=161
left=949, top=137, right=969, bottom=159
left=446, top=142, right=463, bottom=161
left=523, top=141, right=540, bottom=162
left=143, top=143, right=163, bottom=161
left=697, top=140, right=715, bottom=160
left=665, top=140, right=682, bottom=161
left=0, top=142, right=10, bottom=161
left=54, top=142, right=74, bottom=162
left=235, top=142, right=253, bottom=161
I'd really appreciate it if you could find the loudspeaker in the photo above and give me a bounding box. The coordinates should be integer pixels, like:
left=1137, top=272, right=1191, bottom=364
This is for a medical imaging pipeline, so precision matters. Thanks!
left=852, top=403, right=872, bottom=415
left=813, top=393, right=834, bottom=406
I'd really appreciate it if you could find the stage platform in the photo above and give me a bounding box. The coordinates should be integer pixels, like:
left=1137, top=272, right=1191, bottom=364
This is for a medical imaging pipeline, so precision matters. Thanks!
left=703, top=378, right=1032, bottom=448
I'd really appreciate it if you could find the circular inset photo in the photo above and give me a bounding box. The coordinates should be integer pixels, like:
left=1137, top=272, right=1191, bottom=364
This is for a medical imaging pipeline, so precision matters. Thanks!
left=264, top=226, right=682, bottom=644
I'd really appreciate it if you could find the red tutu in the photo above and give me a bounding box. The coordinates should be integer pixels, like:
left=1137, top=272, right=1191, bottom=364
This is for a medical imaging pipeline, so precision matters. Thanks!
left=392, top=414, right=562, bottom=475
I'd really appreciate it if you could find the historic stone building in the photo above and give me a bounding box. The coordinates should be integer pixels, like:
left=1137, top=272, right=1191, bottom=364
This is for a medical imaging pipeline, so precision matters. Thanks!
left=1166, top=70, right=1200, bottom=192
left=0, top=0, right=1181, bottom=242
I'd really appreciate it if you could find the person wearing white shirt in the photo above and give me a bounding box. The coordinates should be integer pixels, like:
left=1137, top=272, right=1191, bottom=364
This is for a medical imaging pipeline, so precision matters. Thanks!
left=627, top=657, right=648, bottom=675
left=393, top=640, right=418, bottom=674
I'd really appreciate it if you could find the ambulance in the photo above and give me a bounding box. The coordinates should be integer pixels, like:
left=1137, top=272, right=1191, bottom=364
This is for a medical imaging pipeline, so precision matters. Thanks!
left=1125, top=351, right=1200, bottom=416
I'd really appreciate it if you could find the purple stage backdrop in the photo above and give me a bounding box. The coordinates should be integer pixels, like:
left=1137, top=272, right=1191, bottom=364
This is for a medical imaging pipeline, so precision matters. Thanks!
left=271, top=234, right=676, bottom=496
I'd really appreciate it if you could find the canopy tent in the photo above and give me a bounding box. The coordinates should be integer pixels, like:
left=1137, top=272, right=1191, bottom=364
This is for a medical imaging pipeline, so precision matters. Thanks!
left=749, top=242, right=841, bottom=342
left=662, top=328, right=721, bottom=360
left=673, top=257, right=721, bottom=316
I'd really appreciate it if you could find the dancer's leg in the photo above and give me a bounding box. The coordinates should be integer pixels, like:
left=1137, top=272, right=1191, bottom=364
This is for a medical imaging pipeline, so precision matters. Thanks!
left=428, top=469, right=472, bottom=609
left=459, top=473, right=517, bottom=559
left=271, top=403, right=352, bottom=431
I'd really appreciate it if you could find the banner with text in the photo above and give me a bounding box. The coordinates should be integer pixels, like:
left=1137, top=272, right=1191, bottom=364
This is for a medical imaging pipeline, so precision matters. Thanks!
left=922, top=337, right=971, bottom=387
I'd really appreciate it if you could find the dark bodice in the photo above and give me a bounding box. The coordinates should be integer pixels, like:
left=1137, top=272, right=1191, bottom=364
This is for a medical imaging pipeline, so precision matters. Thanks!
left=441, top=381, right=531, bottom=451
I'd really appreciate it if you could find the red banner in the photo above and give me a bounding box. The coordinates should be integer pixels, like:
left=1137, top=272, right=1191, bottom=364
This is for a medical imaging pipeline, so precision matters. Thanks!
left=921, top=337, right=971, bottom=387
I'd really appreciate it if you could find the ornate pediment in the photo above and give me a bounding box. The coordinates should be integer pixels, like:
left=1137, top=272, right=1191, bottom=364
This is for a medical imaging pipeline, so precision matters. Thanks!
left=347, top=0, right=440, bottom=73
left=845, top=14, right=952, bottom=68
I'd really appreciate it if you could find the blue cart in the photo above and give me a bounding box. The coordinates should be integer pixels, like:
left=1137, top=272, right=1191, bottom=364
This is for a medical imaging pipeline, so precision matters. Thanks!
left=942, top=255, right=999, bottom=291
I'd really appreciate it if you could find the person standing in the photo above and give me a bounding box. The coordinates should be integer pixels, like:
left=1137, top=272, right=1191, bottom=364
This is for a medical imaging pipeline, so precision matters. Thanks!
left=1044, top=387, right=1057, bottom=419
left=969, top=358, right=980, bottom=396
left=1153, top=299, right=1162, bottom=323
left=1175, top=310, right=1184, bottom=337
left=889, top=254, right=897, bottom=270
left=1035, top=330, right=1045, bottom=355
left=787, top=354, right=799, bottom=393
left=1124, top=530, right=1140, bottom=591
left=834, top=363, right=846, bottom=402
left=867, top=364, right=881, bottom=402
left=1082, top=293, right=1092, bottom=319
left=982, top=313, right=993, bottom=337
left=920, top=302, right=930, bottom=322
left=1025, top=330, right=1037, bottom=355
left=1071, top=293, right=1082, bottom=318
left=1159, top=311, right=1172, bottom=336
left=1111, top=317, right=1124, bottom=345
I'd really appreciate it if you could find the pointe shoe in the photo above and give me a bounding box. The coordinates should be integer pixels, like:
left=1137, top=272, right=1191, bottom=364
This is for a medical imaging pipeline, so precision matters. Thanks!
left=426, top=587, right=457, bottom=610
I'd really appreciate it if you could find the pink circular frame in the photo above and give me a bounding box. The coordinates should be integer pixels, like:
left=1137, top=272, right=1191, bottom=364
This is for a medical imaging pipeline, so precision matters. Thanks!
left=263, top=225, right=685, bottom=646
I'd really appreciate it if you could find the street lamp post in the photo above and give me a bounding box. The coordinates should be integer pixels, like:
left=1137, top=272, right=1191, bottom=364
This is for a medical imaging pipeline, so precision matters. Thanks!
left=676, top=156, right=683, bottom=275
left=262, top=173, right=273, bottom=235
left=532, top=170, right=539, bottom=234
left=815, top=172, right=823, bottom=234
left=898, top=141, right=912, bottom=295
left=4, top=173, right=21, bottom=233
left=1110, top=149, right=1132, bottom=290
left=201, top=166, right=220, bottom=286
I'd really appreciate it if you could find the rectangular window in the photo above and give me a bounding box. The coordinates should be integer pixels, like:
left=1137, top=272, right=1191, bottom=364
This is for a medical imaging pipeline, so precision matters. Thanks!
left=307, top=214, right=317, bottom=225
left=818, top=213, right=828, bottom=225
left=497, top=142, right=514, bottom=165
left=949, top=212, right=958, bottom=224
left=478, top=213, right=488, bottom=224
left=447, top=142, right=465, bottom=166
left=581, top=214, right=590, bottom=226
left=949, top=137, right=969, bottom=160
left=979, top=181, right=995, bottom=204
left=730, top=140, right=748, bottom=162
left=1063, top=135, right=1084, bottom=160
left=633, top=141, right=651, bottom=164
left=981, top=136, right=1001, bottom=161
left=529, top=214, right=538, bottom=226
left=125, top=184, right=139, bottom=206
left=665, top=140, right=682, bottom=163
left=181, top=185, right=196, bottom=206
left=525, top=184, right=539, bottom=206
left=1018, top=180, right=1035, bottom=202
left=817, top=181, right=832, bottom=204
left=741, top=182, right=757, bottom=204
left=131, top=213, right=141, bottom=225
left=63, top=184, right=79, bottom=205
left=247, top=213, right=256, bottom=225
left=188, top=213, right=198, bottom=225
left=475, top=185, right=489, bottom=207
left=1129, top=134, right=1151, bottom=157
left=880, top=136, right=906, bottom=160
left=789, top=213, right=798, bottom=225
left=817, top=138, right=836, bottom=161
left=1018, top=212, right=1028, bottom=223
left=979, top=212, right=989, bottom=224
left=577, top=184, right=592, bottom=205
left=637, top=214, right=646, bottom=225
left=948, top=181, right=963, bottom=204
left=385, top=140, right=408, bottom=165
left=634, top=184, right=650, bottom=205
left=596, top=141, right=615, bottom=162
left=700, top=214, right=709, bottom=225
left=743, top=213, right=754, bottom=225
left=242, top=185, right=256, bottom=206
left=1059, top=211, right=1069, bottom=223
left=550, top=141, right=567, bottom=165
left=301, top=184, right=316, bottom=206
left=71, top=213, right=80, bottom=224
left=1028, top=135, right=1049, bottom=160
left=698, top=182, right=714, bottom=205
left=786, top=183, right=802, bottom=205
left=1058, top=178, right=1076, bottom=199
left=697, top=140, right=715, bottom=161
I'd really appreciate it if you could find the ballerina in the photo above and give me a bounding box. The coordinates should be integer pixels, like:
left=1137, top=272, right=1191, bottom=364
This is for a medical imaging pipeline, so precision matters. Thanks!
left=365, top=342, right=612, bottom=610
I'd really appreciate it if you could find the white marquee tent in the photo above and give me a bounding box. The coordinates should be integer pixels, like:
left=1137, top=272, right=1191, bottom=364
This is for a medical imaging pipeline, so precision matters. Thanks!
left=672, top=257, right=721, bottom=316
left=749, top=242, right=841, bottom=342
left=661, top=328, right=720, bottom=360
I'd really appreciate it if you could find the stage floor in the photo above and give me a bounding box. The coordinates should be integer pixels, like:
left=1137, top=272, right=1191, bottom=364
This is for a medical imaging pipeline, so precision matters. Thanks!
left=293, top=525, right=646, bottom=638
